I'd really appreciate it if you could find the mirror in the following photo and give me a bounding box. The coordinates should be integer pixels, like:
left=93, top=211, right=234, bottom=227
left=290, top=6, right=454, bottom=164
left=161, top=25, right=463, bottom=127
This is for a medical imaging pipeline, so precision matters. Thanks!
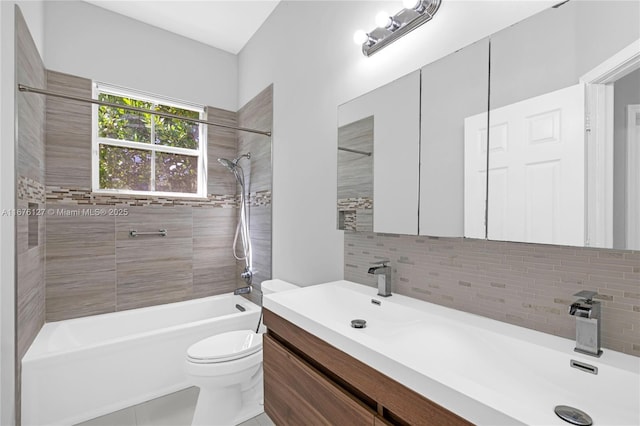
left=465, top=0, right=640, bottom=249
left=338, top=70, right=420, bottom=235
left=420, top=38, right=489, bottom=238
left=337, top=116, right=374, bottom=231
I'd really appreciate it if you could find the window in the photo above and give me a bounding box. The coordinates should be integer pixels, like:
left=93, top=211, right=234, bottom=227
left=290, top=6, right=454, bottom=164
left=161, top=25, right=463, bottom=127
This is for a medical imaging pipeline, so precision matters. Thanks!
left=92, top=83, right=207, bottom=197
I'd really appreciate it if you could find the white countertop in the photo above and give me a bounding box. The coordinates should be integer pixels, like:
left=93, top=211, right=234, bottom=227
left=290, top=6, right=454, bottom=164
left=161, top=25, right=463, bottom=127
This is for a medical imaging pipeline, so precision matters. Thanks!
left=263, top=280, right=640, bottom=426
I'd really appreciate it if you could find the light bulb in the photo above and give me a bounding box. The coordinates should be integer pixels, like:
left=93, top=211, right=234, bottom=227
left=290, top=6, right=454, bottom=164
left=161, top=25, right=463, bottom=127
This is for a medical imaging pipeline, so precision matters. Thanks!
left=353, top=30, right=368, bottom=45
left=402, top=0, right=421, bottom=10
left=375, top=11, right=391, bottom=28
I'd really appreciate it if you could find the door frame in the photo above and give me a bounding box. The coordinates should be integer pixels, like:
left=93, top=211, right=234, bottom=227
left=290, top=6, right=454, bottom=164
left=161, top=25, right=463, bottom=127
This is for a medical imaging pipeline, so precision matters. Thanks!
left=580, top=39, right=640, bottom=247
left=627, top=104, right=640, bottom=249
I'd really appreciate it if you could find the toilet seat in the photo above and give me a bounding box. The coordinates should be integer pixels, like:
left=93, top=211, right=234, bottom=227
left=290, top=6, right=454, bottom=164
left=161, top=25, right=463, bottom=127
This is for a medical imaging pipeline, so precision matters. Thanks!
left=187, top=330, right=262, bottom=364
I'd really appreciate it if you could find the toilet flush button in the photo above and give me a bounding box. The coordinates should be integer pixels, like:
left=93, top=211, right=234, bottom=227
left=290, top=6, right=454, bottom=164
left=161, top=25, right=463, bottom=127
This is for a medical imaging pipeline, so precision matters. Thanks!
left=554, top=405, right=593, bottom=426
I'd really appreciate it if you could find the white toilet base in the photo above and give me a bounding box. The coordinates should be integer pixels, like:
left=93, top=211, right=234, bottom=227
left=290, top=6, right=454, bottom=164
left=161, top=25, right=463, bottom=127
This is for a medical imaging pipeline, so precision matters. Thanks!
left=191, top=380, right=263, bottom=426
left=192, top=385, right=240, bottom=426
left=188, top=358, right=264, bottom=426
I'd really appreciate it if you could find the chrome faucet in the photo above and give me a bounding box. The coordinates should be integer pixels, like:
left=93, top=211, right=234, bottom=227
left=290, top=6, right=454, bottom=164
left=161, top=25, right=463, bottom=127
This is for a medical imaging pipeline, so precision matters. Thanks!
left=569, top=290, right=602, bottom=357
left=368, top=260, right=392, bottom=297
left=234, top=285, right=252, bottom=295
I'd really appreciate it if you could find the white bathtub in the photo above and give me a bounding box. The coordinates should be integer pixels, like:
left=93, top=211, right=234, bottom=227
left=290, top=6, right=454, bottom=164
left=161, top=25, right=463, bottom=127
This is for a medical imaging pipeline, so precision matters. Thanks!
left=22, top=294, right=261, bottom=426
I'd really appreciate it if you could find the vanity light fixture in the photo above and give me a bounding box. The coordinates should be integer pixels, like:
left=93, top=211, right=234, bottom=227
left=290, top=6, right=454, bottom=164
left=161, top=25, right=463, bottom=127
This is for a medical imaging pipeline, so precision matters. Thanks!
left=354, top=0, right=441, bottom=57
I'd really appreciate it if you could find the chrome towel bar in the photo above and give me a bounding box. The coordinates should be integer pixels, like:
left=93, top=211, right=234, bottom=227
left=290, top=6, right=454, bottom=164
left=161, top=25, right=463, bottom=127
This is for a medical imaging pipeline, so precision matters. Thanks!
left=129, top=229, right=167, bottom=238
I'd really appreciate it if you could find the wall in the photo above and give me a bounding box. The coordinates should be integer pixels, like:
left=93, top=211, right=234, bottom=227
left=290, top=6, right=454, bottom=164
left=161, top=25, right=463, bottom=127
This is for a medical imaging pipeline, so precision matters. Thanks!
left=15, top=6, right=46, bottom=423
left=237, top=85, right=274, bottom=301
left=238, top=0, right=639, bottom=357
left=43, top=70, right=242, bottom=320
left=238, top=0, right=556, bottom=286
left=40, top=0, right=271, bottom=318
left=43, top=0, right=238, bottom=111
left=1, top=2, right=45, bottom=423
left=0, top=4, right=17, bottom=422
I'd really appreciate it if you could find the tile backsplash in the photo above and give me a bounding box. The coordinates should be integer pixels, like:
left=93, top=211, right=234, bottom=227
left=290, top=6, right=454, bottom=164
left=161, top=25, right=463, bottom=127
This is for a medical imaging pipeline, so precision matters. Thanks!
left=345, top=232, right=640, bottom=357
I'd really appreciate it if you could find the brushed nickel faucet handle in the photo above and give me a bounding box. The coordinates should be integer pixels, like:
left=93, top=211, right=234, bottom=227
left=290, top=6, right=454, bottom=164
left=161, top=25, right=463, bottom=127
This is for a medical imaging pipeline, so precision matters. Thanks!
left=370, top=260, right=390, bottom=267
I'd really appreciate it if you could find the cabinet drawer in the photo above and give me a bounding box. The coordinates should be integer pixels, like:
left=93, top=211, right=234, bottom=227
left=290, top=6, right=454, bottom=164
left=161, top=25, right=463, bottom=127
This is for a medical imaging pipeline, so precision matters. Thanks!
left=264, top=334, right=375, bottom=425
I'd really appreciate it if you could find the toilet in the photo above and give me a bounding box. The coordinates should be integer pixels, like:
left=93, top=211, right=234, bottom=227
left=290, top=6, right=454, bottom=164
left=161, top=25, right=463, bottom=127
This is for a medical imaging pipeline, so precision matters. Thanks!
left=185, top=279, right=299, bottom=426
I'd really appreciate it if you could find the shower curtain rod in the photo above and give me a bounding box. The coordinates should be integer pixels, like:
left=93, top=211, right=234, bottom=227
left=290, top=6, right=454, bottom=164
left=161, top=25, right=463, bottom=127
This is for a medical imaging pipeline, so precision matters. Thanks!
left=17, top=84, right=272, bottom=137
left=338, top=146, right=371, bottom=156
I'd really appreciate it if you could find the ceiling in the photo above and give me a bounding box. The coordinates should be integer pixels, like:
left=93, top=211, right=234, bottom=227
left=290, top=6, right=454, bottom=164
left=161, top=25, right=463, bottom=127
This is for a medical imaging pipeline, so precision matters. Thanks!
left=83, top=1, right=281, bottom=54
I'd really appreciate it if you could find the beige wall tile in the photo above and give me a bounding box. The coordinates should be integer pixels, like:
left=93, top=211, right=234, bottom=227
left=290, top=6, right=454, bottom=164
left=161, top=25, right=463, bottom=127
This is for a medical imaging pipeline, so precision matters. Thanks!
left=45, top=70, right=92, bottom=188
left=46, top=272, right=116, bottom=321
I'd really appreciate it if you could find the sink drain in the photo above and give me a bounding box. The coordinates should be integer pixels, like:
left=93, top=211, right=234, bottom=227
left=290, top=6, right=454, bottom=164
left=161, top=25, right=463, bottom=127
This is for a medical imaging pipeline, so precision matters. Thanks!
left=554, top=405, right=593, bottom=426
left=351, top=319, right=366, bottom=329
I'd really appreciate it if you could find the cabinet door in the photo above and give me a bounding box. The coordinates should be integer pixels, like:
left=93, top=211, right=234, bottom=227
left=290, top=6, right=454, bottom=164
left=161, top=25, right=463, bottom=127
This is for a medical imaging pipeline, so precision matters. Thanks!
left=488, top=0, right=640, bottom=247
left=264, top=334, right=375, bottom=426
left=421, top=38, right=489, bottom=238
left=338, top=70, right=420, bottom=235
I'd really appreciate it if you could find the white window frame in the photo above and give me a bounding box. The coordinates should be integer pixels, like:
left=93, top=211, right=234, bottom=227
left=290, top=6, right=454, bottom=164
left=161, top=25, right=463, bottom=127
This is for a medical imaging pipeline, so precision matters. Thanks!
left=92, top=82, right=208, bottom=198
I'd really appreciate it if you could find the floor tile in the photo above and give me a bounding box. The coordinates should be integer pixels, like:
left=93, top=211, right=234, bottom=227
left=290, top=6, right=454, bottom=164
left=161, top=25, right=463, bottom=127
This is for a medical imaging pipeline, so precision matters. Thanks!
left=134, top=387, right=199, bottom=426
left=74, top=407, right=136, bottom=426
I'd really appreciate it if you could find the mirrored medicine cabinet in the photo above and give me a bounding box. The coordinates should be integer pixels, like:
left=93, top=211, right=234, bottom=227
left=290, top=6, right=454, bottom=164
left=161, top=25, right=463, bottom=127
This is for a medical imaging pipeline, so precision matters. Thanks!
left=337, top=70, right=420, bottom=235
left=337, top=0, right=640, bottom=251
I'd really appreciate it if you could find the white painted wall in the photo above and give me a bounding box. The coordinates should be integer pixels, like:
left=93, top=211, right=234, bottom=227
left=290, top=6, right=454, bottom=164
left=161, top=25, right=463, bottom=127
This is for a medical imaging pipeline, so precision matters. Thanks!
left=44, top=0, right=238, bottom=110
left=0, top=2, right=45, bottom=422
left=238, top=0, right=555, bottom=286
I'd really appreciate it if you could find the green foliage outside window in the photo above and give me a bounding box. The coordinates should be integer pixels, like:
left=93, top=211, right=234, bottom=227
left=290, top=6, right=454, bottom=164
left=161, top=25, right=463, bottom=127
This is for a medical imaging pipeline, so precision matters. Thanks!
left=97, top=92, right=202, bottom=194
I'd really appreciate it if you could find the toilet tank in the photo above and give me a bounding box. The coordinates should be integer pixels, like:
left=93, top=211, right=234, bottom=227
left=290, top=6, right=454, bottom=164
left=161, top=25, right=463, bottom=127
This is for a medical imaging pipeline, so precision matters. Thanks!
left=261, top=279, right=300, bottom=295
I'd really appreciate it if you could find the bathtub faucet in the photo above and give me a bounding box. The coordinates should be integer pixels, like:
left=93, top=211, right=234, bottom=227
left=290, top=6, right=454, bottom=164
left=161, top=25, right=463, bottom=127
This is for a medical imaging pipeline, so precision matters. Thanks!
left=241, top=266, right=253, bottom=285
left=368, top=260, right=392, bottom=297
left=569, top=290, right=602, bottom=357
left=234, top=285, right=252, bottom=295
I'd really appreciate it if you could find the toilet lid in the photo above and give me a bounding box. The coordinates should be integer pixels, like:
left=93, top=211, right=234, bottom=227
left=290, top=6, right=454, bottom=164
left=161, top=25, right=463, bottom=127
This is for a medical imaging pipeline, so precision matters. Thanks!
left=187, top=330, right=262, bottom=363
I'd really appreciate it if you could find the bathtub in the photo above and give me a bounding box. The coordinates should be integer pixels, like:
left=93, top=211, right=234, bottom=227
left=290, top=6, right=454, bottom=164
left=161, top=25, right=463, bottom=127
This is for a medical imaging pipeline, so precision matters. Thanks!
left=22, top=293, right=261, bottom=426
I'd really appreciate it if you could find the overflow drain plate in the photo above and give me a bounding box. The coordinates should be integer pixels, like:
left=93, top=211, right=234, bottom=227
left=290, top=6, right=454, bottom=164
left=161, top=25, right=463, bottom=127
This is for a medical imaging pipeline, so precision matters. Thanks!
left=351, top=319, right=367, bottom=329
left=554, top=405, right=593, bottom=426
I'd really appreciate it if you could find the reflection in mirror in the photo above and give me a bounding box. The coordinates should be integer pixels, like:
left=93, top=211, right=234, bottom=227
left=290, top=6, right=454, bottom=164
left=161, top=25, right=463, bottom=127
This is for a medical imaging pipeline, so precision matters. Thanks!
left=337, top=117, right=374, bottom=231
left=481, top=0, right=640, bottom=248
left=337, top=70, right=420, bottom=235
left=423, top=38, right=489, bottom=238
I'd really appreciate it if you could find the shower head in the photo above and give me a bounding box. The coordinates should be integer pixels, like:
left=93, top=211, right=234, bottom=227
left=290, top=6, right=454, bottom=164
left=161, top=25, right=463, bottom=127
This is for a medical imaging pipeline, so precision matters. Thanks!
left=217, top=153, right=251, bottom=172
left=217, top=157, right=236, bottom=171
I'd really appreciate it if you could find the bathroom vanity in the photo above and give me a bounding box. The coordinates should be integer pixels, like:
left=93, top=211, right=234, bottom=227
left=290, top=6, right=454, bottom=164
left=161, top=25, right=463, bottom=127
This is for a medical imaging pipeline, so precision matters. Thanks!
left=263, top=281, right=640, bottom=425
left=263, top=309, right=469, bottom=425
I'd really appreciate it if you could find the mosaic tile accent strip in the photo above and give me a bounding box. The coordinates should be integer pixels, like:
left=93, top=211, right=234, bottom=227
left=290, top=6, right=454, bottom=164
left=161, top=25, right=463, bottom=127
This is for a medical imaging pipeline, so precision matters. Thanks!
left=17, top=176, right=46, bottom=204
left=45, top=187, right=272, bottom=208
left=337, top=197, right=373, bottom=211
left=344, top=232, right=640, bottom=357
left=248, top=190, right=272, bottom=207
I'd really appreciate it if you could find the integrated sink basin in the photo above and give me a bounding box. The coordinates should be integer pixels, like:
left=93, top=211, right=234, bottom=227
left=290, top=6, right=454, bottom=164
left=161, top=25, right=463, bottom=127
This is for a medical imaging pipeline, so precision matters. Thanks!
left=263, top=280, right=640, bottom=425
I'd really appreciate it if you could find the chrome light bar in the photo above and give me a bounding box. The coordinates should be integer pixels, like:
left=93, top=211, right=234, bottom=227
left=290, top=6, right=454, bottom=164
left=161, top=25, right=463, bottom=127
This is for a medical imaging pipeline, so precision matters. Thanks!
left=358, top=0, right=441, bottom=57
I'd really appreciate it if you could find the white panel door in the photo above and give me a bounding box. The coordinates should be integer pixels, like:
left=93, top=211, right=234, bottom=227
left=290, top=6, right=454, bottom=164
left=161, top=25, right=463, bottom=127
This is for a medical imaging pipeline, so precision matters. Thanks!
left=463, top=112, right=489, bottom=239
left=487, top=83, right=586, bottom=245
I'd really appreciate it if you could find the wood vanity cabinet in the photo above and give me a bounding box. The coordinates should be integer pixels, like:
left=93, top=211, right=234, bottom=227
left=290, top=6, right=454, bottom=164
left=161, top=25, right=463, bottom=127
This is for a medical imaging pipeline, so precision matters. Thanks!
left=263, top=309, right=471, bottom=426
